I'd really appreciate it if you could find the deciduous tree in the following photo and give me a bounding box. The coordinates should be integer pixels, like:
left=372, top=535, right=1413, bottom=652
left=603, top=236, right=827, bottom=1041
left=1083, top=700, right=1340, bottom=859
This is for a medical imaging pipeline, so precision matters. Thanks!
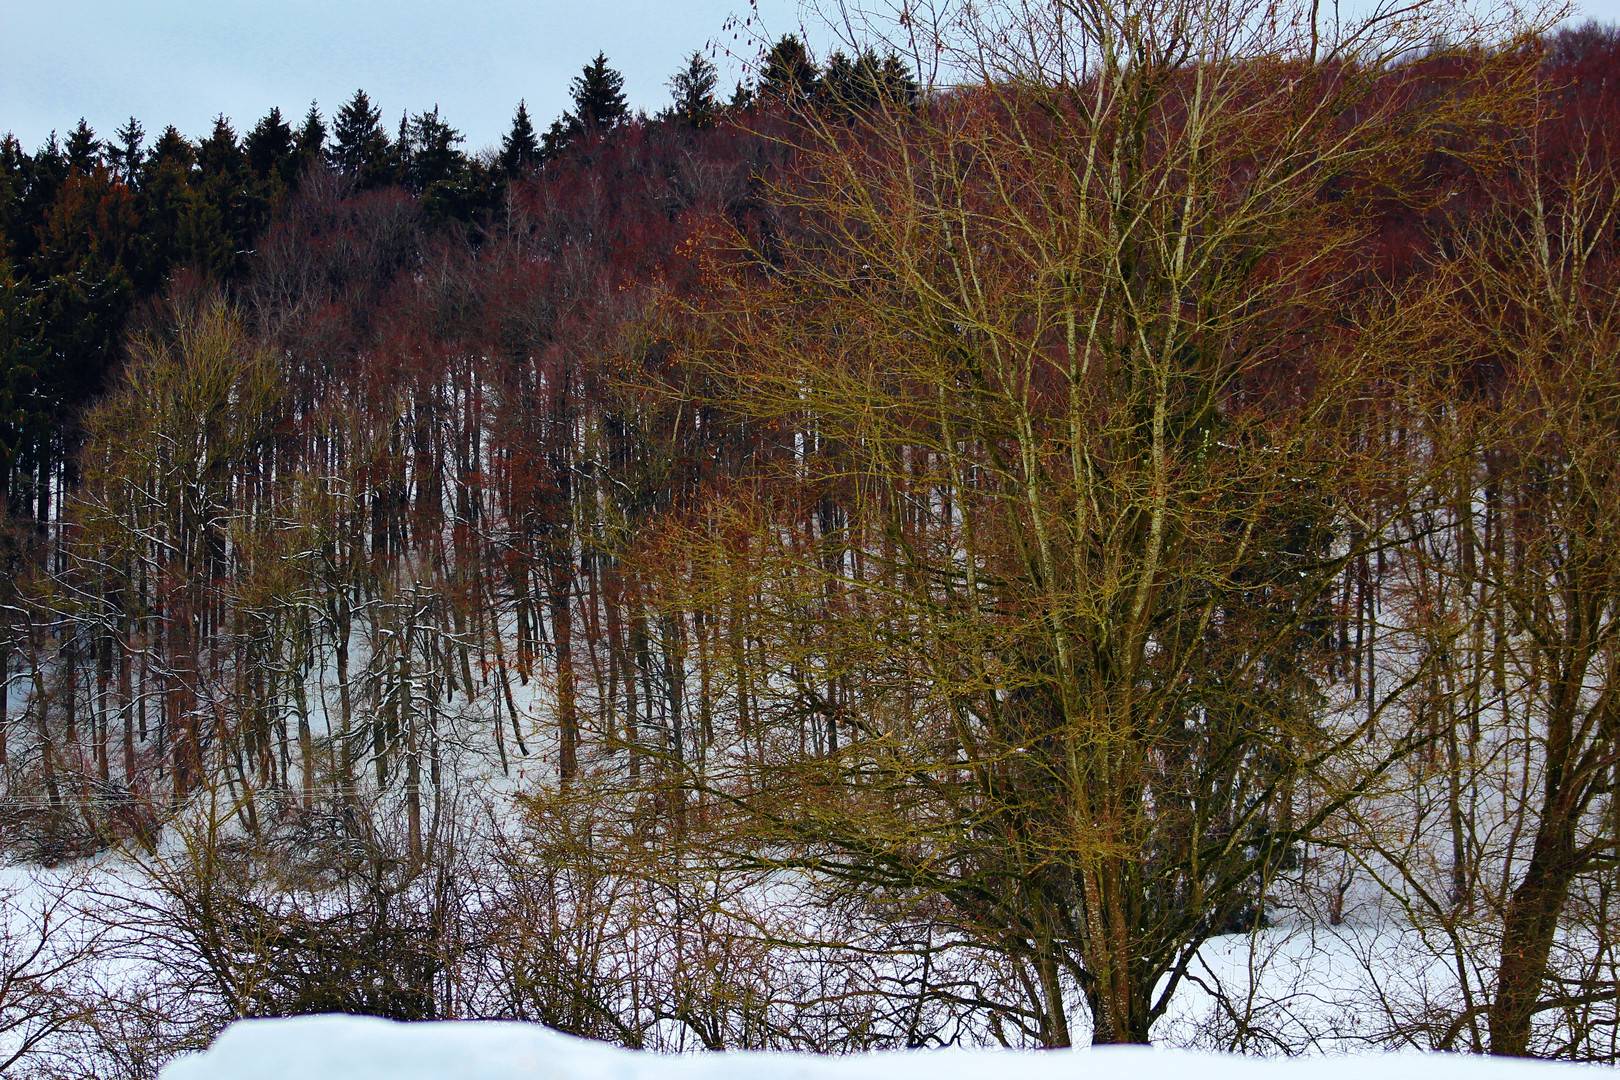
left=674, top=0, right=1534, bottom=1046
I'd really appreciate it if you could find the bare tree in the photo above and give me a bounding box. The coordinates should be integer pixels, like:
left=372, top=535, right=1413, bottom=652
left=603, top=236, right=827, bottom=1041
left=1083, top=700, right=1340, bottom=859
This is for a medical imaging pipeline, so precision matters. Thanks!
left=669, top=0, right=1537, bottom=1046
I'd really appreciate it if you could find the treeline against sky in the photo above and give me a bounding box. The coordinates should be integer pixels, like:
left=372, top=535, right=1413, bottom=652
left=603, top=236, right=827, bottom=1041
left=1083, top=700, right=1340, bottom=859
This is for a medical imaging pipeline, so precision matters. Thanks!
left=0, top=36, right=911, bottom=527
left=5, top=7, right=1620, bottom=1070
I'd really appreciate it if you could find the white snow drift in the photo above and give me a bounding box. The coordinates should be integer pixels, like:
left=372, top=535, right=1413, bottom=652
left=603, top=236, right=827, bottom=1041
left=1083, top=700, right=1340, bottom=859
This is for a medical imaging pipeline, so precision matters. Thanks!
left=159, top=1015, right=1609, bottom=1080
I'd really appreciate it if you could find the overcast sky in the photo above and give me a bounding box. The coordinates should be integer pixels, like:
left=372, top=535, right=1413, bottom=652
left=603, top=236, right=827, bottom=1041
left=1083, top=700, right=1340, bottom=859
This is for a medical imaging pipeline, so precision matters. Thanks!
left=3, top=1, right=1617, bottom=157
left=0, top=1, right=813, bottom=156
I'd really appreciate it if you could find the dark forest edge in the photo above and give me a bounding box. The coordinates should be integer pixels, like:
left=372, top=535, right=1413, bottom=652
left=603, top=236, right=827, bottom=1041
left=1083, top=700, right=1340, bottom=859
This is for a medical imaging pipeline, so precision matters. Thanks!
left=0, top=35, right=910, bottom=525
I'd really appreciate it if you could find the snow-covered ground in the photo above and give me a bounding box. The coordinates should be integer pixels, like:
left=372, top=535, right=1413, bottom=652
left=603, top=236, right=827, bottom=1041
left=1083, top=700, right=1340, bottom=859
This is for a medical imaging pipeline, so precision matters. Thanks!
left=158, top=1015, right=1611, bottom=1080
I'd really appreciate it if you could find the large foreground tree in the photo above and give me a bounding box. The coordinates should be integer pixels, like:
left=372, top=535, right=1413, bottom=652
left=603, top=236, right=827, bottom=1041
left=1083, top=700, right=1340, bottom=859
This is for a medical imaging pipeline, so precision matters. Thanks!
left=669, top=0, right=1538, bottom=1045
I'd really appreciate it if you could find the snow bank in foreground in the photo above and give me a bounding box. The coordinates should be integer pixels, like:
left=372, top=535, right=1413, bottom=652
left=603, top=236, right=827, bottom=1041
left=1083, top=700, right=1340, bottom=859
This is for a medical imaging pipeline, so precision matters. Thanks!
left=159, top=1015, right=1607, bottom=1080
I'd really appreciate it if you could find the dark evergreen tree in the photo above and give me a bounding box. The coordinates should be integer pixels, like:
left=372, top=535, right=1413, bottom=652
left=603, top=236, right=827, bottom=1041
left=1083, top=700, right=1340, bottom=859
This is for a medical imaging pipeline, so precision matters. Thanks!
left=820, top=51, right=861, bottom=109
left=295, top=102, right=327, bottom=172
left=540, top=116, right=572, bottom=160
left=820, top=50, right=918, bottom=115
left=187, top=116, right=246, bottom=276
left=196, top=115, right=241, bottom=181
left=666, top=51, right=720, bottom=128
left=143, top=125, right=193, bottom=174
left=245, top=106, right=296, bottom=186
left=64, top=119, right=100, bottom=172
left=403, top=106, right=465, bottom=191
left=239, top=109, right=300, bottom=261
left=395, top=110, right=411, bottom=179
left=875, top=53, right=919, bottom=107
left=573, top=53, right=630, bottom=131
left=135, top=127, right=195, bottom=291
left=19, top=135, right=69, bottom=265
left=331, top=89, right=393, bottom=188
left=28, top=158, right=138, bottom=518
left=109, top=117, right=145, bottom=184
left=0, top=106, right=312, bottom=522
left=0, top=256, right=47, bottom=511
left=0, top=136, right=29, bottom=262
left=500, top=101, right=540, bottom=175
left=543, top=53, right=630, bottom=159
left=761, top=34, right=818, bottom=100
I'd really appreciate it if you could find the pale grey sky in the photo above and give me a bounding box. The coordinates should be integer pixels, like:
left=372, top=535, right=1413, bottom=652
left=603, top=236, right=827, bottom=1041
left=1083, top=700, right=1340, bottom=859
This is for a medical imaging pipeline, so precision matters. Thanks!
left=0, top=1, right=812, bottom=155
left=2, top=1, right=1617, bottom=156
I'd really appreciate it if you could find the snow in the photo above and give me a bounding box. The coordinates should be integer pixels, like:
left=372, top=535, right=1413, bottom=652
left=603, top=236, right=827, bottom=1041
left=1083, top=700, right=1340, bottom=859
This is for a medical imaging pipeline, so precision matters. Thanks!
left=159, top=1015, right=1607, bottom=1080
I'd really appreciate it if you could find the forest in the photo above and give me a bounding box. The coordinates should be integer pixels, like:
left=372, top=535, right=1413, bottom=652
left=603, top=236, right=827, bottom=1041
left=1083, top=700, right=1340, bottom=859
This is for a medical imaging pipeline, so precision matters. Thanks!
left=3, top=0, right=1620, bottom=1074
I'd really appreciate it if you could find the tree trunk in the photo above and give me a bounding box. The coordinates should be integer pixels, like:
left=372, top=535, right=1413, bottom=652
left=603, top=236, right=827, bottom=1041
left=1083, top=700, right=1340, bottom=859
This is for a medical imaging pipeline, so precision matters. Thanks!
left=1488, top=806, right=1578, bottom=1055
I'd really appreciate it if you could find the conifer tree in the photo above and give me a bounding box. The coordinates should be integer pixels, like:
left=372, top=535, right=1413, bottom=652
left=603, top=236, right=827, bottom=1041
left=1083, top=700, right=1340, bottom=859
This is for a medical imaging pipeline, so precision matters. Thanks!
left=135, top=127, right=195, bottom=291
left=572, top=53, right=630, bottom=131
left=30, top=132, right=67, bottom=198
left=196, top=116, right=241, bottom=181
left=820, top=50, right=918, bottom=115
left=500, top=101, right=540, bottom=175
left=760, top=34, right=818, bottom=100
left=331, top=89, right=392, bottom=188
left=64, top=120, right=100, bottom=172
left=295, top=102, right=326, bottom=172
left=543, top=53, right=631, bottom=159
left=188, top=116, right=246, bottom=275
left=245, top=107, right=295, bottom=185
left=403, top=106, right=464, bottom=191
left=110, top=117, right=145, bottom=184
left=667, top=51, right=720, bottom=129
left=143, top=126, right=193, bottom=175
left=395, top=110, right=411, bottom=178
left=0, top=136, right=26, bottom=260
left=0, top=255, right=46, bottom=510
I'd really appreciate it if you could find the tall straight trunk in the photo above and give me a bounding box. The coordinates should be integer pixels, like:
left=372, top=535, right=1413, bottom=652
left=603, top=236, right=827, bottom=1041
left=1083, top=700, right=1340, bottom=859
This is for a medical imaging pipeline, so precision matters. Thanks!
left=62, top=641, right=77, bottom=751
left=1035, top=947, right=1071, bottom=1047
left=551, top=554, right=577, bottom=781
left=36, top=453, right=49, bottom=525
left=513, top=565, right=536, bottom=680
left=33, top=651, right=59, bottom=807
left=334, top=602, right=354, bottom=798
left=119, top=624, right=135, bottom=783
left=603, top=568, right=627, bottom=756
left=398, top=645, right=422, bottom=861
left=627, top=596, right=647, bottom=780
left=293, top=651, right=314, bottom=810
left=96, top=633, right=112, bottom=783
left=405, top=721, right=423, bottom=863
left=170, top=615, right=196, bottom=803
left=0, top=643, right=8, bottom=767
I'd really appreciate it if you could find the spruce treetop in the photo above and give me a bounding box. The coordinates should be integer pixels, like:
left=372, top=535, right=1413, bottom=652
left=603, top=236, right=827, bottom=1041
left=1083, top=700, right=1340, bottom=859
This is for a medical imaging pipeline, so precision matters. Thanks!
left=501, top=101, right=541, bottom=175
left=197, top=115, right=241, bottom=180
left=65, top=120, right=100, bottom=172
left=570, top=53, right=629, bottom=132
left=332, top=89, right=392, bottom=187
left=667, top=51, right=720, bottom=128
left=295, top=102, right=327, bottom=168
left=761, top=34, right=818, bottom=100
left=403, top=106, right=465, bottom=191
left=543, top=53, right=631, bottom=161
left=110, top=118, right=145, bottom=183
left=245, top=107, right=295, bottom=183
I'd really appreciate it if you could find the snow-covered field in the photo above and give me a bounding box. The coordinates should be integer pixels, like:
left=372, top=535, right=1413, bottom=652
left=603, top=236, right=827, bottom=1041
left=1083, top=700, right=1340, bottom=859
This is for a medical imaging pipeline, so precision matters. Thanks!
left=159, top=1015, right=1611, bottom=1080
